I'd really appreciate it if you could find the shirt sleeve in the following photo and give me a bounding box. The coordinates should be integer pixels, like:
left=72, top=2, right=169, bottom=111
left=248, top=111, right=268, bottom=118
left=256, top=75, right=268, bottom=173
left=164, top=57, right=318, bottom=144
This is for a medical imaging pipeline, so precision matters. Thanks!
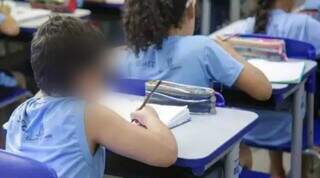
left=306, top=17, right=320, bottom=56
left=201, top=41, right=244, bottom=87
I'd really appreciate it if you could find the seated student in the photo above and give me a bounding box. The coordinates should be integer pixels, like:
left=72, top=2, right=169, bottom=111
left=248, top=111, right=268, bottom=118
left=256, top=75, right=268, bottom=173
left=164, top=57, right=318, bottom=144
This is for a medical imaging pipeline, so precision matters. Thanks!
left=303, top=0, right=320, bottom=10
left=119, top=0, right=272, bottom=172
left=0, top=4, right=19, bottom=36
left=301, top=0, right=320, bottom=21
left=242, top=0, right=320, bottom=56
left=4, top=16, right=178, bottom=178
left=240, top=0, right=320, bottom=177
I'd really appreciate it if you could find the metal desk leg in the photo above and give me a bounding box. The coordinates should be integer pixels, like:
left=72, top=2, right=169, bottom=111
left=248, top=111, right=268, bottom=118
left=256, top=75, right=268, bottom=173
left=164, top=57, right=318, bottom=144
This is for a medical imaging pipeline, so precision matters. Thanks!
left=306, top=93, right=315, bottom=148
left=201, top=0, right=211, bottom=35
left=225, top=143, right=241, bottom=178
left=291, top=82, right=305, bottom=178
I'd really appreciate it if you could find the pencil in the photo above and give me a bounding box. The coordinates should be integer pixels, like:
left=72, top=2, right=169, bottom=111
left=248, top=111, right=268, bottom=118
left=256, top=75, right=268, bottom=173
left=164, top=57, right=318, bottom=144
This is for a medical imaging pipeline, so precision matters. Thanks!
left=222, top=33, right=239, bottom=41
left=137, top=80, right=162, bottom=111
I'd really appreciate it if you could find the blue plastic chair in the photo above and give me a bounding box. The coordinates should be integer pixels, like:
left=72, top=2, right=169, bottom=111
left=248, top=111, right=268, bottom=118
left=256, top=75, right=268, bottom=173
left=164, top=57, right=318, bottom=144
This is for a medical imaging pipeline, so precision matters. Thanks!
left=238, top=34, right=319, bottom=151
left=0, top=149, right=58, bottom=178
left=0, top=87, right=31, bottom=108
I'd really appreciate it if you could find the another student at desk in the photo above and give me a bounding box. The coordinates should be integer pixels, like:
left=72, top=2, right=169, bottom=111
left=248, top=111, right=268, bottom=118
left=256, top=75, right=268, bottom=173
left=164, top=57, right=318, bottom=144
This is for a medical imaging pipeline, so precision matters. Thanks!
left=4, top=16, right=178, bottom=178
left=240, top=0, right=320, bottom=177
left=300, top=0, right=320, bottom=21
left=119, top=0, right=272, bottom=175
left=242, top=0, right=320, bottom=56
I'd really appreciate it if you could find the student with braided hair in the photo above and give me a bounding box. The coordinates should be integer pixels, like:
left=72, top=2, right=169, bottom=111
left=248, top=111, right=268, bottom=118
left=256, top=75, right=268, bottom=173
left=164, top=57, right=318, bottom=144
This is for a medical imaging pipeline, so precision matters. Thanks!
left=243, top=0, right=320, bottom=56
left=240, top=0, right=320, bottom=177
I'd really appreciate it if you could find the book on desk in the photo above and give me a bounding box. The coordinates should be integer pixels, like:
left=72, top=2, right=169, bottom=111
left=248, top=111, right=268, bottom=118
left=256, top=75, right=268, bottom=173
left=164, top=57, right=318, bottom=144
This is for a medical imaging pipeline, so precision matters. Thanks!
left=101, top=94, right=191, bottom=129
left=249, top=59, right=306, bottom=84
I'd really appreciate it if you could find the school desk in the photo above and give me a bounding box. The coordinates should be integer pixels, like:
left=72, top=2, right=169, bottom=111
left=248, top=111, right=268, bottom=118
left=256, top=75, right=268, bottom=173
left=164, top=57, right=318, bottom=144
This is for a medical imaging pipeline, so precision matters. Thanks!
left=211, top=21, right=319, bottom=178
left=12, top=2, right=91, bottom=36
left=100, top=92, right=258, bottom=178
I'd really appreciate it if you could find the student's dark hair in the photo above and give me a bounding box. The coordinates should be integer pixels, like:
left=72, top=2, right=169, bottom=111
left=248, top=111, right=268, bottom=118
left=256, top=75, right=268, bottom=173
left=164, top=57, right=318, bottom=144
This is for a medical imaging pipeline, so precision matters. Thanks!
left=123, top=0, right=189, bottom=54
left=31, top=16, right=106, bottom=96
left=254, top=0, right=276, bottom=33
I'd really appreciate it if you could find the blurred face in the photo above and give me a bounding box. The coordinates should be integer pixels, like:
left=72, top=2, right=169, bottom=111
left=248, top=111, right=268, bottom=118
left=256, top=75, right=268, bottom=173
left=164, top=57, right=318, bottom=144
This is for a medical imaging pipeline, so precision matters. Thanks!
left=72, top=59, right=107, bottom=100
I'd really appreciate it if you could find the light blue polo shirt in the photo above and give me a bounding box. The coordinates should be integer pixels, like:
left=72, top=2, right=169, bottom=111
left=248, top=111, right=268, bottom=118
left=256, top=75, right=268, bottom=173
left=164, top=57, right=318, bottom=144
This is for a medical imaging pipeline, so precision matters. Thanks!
left=4, top=97, right=105, bottom=178
left=304, top=0, right=320, bottom=10
left=243, top=9, right=320, bottom=56
left=120, top=35, right=244, bottom=88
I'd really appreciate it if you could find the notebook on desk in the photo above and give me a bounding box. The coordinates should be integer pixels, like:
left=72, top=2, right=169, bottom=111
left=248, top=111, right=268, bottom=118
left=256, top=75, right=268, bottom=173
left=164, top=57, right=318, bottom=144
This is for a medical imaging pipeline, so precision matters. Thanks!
left=101, top=94, right=191, bottom=129
left=249, top=59, right=305, bottom=84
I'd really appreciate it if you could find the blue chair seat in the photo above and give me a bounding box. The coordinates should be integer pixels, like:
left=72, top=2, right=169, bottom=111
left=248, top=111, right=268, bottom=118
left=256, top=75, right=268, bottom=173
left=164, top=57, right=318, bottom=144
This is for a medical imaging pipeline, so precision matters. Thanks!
left=240, top=169, right=270, bottom=178
left=0, top=86, right=31, bottom=108
left=0, top=149, right=57, bottom=178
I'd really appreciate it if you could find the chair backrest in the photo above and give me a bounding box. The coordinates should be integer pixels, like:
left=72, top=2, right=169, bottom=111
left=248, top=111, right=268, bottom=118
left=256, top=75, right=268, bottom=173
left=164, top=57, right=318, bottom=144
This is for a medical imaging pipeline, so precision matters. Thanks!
left=0, top=87, right=31, bottom=108
left=0, top=150, right=58, bottom=178
left=240, top=34, right=317, bottom=60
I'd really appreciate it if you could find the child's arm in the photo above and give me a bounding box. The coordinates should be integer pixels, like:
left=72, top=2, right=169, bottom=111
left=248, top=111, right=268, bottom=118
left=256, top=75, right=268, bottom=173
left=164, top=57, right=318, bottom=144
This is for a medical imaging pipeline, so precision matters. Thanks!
left=85, top=104, right=178, bottom=167
left=215, top=37, right=272, bottom=101
left=0, top=5, right=19, bottom=36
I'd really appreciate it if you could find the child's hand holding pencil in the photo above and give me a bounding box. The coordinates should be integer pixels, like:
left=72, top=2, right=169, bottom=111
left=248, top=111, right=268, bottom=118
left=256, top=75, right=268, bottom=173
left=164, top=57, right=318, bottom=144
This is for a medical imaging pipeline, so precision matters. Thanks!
left=131, top=80, right=162, bottom=129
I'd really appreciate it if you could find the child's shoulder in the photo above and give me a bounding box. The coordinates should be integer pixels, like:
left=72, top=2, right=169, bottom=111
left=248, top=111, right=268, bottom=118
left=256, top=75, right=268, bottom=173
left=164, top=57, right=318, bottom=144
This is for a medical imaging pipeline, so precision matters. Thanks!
left=12, top=96, right=84, bottom=117
left=175, top=35, right=220, bottom=52
left=178, top=35, right=215, bottom=45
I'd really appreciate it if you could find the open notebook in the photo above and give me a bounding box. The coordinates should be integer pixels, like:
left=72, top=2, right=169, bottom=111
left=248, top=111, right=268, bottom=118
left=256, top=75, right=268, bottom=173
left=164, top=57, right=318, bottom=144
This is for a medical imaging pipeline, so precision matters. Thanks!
left=249, top=59, right=305, bottom=84
left=101, top=94, right=191, bottom=129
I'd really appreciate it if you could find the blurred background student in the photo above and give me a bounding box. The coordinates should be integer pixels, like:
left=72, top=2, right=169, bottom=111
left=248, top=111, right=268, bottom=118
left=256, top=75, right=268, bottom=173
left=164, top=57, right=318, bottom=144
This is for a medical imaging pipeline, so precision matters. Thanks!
left=0, top=3, right=23, bottom=149
left=239, top=0, right=320, bottom=177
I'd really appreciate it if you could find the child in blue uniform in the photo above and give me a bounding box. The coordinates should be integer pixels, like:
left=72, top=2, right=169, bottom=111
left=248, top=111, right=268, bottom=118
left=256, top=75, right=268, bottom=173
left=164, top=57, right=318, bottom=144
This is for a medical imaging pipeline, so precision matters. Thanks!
left=242, top=0, right=320, bottom=56
left=4, top=16, right=178, bottom=178
left=241, top=0, right=320, bottom=177
left=301, top=0, right=320, bottom=21
left=120, top=0, right=272, bottom=172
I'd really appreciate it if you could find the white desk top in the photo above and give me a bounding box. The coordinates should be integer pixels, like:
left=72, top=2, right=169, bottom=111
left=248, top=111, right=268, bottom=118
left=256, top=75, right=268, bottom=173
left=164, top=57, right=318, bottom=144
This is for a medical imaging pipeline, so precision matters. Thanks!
left=172, top=107, right=258, bottom=160
left=271, top=59, right=317, bottom=90
left=11, top=2, right=91, bottom=30
left=100, top=94, right=258, bottom=161
left=18, top=9, right=91, bottom=29
left=210, top=19, right=247, bottom=38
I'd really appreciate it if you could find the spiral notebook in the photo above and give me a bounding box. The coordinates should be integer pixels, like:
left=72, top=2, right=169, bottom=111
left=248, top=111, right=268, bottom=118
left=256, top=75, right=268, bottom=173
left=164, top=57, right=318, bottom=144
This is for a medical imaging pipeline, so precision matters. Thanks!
left=249, top=59, right=305, bottom=84
left=101, top=94, right=191, bottom=129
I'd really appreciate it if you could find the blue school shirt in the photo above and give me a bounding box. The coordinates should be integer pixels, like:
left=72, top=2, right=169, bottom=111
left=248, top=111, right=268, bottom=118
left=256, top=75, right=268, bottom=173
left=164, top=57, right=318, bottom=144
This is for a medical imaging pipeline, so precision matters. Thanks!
left=240, top=9, right=311, bottom=146
left=4, top=97, right=105, bottom=178
left=120, top=35, right=244, bottom=88
left=304, top=0, right=320, bottom=9
left=243, top=9, right=320, bottom=56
